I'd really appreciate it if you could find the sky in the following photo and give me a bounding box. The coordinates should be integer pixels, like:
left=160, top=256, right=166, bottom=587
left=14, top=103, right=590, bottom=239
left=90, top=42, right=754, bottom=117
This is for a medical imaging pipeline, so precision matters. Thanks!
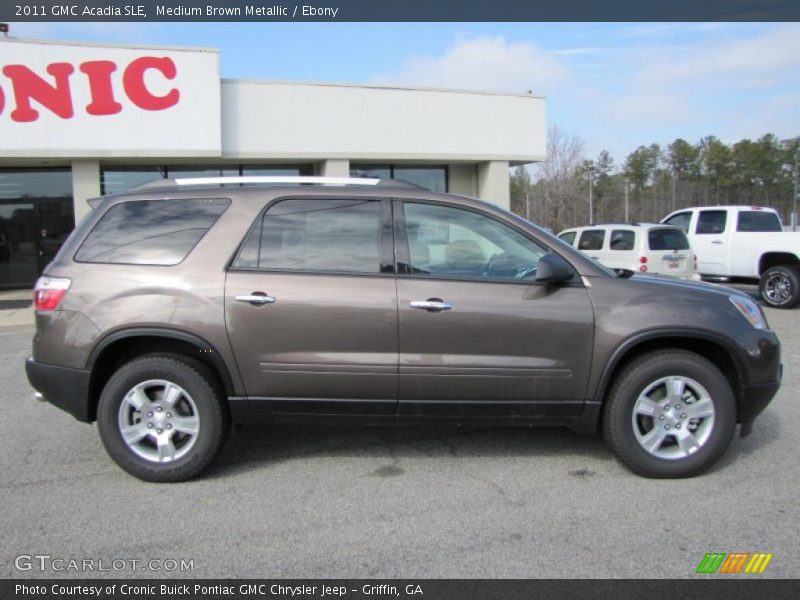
left=7, top=21, right=800, bottom=166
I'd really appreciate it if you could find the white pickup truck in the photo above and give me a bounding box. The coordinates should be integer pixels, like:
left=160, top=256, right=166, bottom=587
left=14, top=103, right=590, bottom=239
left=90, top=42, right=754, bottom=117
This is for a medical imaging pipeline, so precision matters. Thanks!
left=661, top=206, right=800, bottom=308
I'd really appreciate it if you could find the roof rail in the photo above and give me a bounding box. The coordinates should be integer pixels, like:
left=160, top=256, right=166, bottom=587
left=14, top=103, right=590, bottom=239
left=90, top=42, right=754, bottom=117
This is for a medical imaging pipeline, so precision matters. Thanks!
left=589, top=221, right=641, bottom=227
left=174, top=175, right=380, bottom=186
left=127, top=175, right=427, bottom=192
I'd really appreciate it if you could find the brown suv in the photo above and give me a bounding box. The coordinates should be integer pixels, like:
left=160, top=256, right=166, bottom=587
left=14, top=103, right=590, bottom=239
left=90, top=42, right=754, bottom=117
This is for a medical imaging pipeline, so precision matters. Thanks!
left=25, top=177, right=782, bottom=481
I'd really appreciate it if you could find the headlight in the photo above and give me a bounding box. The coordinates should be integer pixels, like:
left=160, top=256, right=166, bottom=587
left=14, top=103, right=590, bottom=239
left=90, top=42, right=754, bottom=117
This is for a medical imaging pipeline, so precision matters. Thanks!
left=730, top=295, right=767, bottom=330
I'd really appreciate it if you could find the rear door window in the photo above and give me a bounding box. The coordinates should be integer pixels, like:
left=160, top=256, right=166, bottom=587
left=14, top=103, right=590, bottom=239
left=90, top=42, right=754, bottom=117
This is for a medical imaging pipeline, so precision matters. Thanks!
left=696, top=210, right=727, bottom=234
left=578, top=229, right=605, bottom=251
left=648, top=228, right=690, bottom=251
left=609, top=230, right=635, bottom=251
left=737, top=211, right=782, bottom=232
left=233, top=198, right=385, bottom=274
left=74, top=198, right=230, bottom=265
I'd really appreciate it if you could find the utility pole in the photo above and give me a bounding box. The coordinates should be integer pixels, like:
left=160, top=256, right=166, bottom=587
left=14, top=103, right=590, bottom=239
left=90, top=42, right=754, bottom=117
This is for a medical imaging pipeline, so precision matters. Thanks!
left=671, top=169, right=677, bottom=214
left=588, top=165, right=594, bottom=224
left=624, top=180, right=630, bottom=222
left=525, top=192, right=530, bottom=221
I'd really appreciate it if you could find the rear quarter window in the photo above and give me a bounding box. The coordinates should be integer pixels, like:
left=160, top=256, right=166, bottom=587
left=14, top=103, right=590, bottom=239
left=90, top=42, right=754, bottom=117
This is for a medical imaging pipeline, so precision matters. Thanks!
left=648, top=228, right=690, bottom=251
left=609, top=230, right=635, bottom=251
left=578, top=229, right=605, bottom=251
left=737, top=211, right=782, bottom=232
left=74, top=198, right=230, bottom=265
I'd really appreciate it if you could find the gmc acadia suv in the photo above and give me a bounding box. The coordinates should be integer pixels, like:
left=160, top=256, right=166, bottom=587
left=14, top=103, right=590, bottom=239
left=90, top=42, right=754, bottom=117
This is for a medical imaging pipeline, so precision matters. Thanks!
left=25, top=176, right=782, bottom=482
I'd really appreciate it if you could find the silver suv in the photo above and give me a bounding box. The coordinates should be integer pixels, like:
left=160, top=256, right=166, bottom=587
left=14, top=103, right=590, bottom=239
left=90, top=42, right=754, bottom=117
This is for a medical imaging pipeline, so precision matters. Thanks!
left=26, top=177, right=782, bottom=482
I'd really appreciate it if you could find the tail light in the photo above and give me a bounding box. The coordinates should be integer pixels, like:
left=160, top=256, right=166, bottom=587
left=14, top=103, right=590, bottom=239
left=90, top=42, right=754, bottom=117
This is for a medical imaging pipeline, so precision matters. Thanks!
left=639, top=256, right=648, bottom=264
left=639, top=265, right=648, bottom=272
left=34, top=277, right=71, bottom=311
left=693, top=254, right=698, bottom=271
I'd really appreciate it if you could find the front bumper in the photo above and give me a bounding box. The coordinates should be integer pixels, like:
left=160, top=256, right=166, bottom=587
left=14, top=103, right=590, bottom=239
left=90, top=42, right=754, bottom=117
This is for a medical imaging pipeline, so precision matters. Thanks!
left=739, top=372, right=781, bottom=424
left=25, top=357, right=93, bottom=422
left=733, top=328, right=782, bottom=430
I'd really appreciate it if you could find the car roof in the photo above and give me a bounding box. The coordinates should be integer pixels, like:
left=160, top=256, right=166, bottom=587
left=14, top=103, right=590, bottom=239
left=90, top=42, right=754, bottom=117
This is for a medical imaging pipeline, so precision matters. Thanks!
left=666, top=205, right=778, bottom=213
left=559, top=223, right=685, bottom=234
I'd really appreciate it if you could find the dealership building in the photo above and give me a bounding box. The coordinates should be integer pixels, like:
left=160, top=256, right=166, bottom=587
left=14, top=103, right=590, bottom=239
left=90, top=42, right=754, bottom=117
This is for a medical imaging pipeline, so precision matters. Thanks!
left=0, top=37, right=546, bottom=290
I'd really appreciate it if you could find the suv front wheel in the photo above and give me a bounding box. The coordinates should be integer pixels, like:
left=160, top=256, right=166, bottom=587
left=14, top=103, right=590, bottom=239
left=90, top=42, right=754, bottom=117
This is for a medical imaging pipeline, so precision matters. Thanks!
left=603, top=350, right=736, bottom=478
left=97, top=354, right=229, bottom=482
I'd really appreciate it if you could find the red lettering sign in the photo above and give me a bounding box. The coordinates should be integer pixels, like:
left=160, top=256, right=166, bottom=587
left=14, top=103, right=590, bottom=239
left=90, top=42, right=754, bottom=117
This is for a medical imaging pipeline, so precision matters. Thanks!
left=80, top=60, right=122, bottom=116
left=123, top=56, right=180, bottom=111
left=2, top=63, right=75, bottom=122
left=0, top=56, right=180, bottom=122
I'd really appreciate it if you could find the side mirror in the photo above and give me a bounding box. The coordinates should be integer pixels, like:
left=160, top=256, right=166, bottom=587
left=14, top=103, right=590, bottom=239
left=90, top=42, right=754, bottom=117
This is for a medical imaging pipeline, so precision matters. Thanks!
left=535, top=253, right=574, bottom=284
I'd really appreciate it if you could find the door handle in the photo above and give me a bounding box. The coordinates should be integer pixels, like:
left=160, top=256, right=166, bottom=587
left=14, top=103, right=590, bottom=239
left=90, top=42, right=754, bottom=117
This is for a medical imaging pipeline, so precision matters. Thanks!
left=235, top=293, right=276, bottom=306
left=410, top=299, right=453, bottom=312
left=711, top=240, right=723, bottom=245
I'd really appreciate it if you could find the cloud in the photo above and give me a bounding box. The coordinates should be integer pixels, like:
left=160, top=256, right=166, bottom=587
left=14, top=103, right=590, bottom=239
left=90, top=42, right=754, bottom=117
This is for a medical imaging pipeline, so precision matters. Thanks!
left=631, top=24, right=800, bottom=89
left=583, top=24, right=800, bottom=131
left=376, top=34, right=569, bottom=95
left=553, top=46, right=608, bottom=57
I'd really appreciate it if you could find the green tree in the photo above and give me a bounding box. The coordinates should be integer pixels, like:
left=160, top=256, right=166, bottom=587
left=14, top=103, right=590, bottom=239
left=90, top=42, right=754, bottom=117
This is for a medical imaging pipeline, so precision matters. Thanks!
left=699, top=136, right=733, bottom=203
left=667, top=138, right=700, bottom=180
left=510, top=165, right=532, bottom=218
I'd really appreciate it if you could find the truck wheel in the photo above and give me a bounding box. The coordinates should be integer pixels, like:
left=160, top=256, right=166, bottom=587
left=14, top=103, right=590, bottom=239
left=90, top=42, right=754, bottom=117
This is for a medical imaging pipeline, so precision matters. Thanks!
left=97, top=354, right=229, bottom=482
left=759, top=265, right=800, bottom=309
left=603, top=350, right=736, bottom=478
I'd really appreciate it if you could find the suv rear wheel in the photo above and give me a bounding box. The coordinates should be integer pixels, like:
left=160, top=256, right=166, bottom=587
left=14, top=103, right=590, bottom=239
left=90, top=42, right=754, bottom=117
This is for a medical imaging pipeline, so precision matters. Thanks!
left=97, top=354, right=229, bottom=482
left=603, top=350, right=736, bottom=478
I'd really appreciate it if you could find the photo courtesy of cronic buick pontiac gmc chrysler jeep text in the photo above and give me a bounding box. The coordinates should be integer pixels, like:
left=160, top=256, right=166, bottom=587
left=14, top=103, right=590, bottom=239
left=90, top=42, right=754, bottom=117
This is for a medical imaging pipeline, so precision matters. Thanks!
left=25, top=177, right=782, bottom=482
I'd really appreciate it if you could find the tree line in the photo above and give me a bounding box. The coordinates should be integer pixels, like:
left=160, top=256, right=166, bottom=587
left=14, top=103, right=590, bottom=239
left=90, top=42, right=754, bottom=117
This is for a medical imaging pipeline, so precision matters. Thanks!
left=511, top=126, right=800, bottom=233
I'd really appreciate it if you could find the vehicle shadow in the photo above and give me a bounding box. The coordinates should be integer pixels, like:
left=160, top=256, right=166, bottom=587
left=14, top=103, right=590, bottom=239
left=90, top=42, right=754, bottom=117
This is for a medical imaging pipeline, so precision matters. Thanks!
left=712, top=408, right=782, bottom=471
left=204, top=408, right=781, bottom=479
left=207, top=421, right=610, bottom=479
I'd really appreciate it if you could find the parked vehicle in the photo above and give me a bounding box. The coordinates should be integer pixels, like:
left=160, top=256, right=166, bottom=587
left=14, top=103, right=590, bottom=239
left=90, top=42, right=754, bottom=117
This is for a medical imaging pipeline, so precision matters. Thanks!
left=26, top=177, right=781, bottom=481
left=662, top=206, right=800, bottom=308
left=557, top=223, right=699, bottom=280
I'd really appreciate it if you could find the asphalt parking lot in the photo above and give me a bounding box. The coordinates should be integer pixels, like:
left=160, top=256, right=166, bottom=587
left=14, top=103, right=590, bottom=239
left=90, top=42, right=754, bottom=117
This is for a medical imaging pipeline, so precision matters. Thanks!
left=1, top=285, right=798, bottom=579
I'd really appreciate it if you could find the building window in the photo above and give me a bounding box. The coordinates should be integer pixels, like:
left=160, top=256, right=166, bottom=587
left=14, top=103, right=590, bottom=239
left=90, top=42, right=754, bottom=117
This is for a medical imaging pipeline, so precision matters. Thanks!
left=0, top=168, right=72, bottom=199
left=101, top=164, right=313, bottom=195
left=0, top=168, right=73, bottom=289
left=350, top=164, right=447, bottom=192
left=100, top=167, right=167, bottom=196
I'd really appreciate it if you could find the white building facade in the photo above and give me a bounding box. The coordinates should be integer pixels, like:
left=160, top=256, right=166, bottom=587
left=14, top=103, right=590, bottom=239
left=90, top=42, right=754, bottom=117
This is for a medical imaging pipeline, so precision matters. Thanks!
left=0, top=37, right=545, bottom=289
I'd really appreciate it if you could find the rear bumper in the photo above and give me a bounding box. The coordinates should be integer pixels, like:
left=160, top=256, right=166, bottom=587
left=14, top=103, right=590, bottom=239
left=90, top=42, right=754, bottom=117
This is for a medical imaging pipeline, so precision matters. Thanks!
left=25, top=357, right=93, bottom=422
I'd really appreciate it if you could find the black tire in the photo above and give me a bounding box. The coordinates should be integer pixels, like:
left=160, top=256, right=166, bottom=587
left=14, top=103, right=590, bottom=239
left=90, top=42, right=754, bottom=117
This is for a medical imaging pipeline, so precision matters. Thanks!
left=759, top=265, right=800, bottom=309
left=97, top=354, right=230, bottom=482
left=603, top=350, right=736, bottom=478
